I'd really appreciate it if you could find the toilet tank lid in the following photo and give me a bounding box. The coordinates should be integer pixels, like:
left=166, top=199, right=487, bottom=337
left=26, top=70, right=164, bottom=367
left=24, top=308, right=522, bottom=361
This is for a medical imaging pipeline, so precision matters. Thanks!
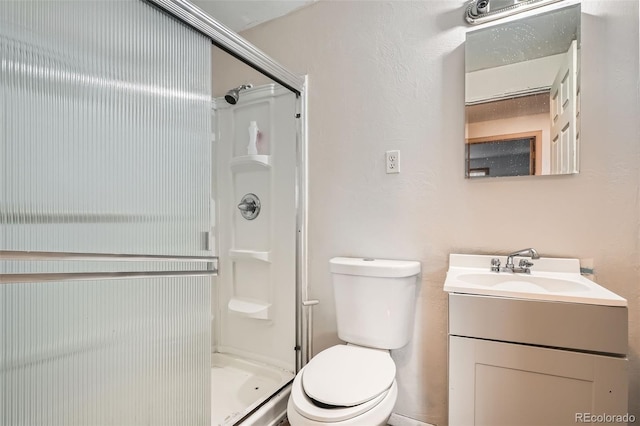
left=330, top=257, right=420, bottom=278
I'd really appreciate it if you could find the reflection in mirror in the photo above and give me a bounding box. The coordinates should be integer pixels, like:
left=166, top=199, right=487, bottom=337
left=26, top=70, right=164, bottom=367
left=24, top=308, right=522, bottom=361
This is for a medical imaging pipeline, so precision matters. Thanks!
left=467, top=131, right=540, bottom=177
left=465, top=3, right=581, bottom=178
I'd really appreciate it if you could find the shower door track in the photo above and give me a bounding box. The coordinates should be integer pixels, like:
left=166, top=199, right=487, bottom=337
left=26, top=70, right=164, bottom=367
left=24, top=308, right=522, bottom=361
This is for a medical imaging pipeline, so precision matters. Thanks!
left=0, top=250, right=218, bottom=283
left=147, top=0, right=304, bottom=95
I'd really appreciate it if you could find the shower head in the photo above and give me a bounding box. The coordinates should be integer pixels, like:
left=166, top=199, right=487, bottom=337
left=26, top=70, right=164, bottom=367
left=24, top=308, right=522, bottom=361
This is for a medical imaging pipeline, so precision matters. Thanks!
left=224, top=84, right=253, bottom=105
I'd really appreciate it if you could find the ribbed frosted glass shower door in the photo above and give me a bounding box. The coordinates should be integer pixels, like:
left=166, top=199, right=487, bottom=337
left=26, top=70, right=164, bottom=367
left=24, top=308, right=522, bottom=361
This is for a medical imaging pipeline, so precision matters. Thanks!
left=1, top=1, right=213, bottom=425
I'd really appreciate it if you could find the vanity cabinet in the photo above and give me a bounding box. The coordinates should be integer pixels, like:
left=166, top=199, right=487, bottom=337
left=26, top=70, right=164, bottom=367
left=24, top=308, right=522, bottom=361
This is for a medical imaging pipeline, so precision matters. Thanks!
left=448, top=294, right=628, bottom=426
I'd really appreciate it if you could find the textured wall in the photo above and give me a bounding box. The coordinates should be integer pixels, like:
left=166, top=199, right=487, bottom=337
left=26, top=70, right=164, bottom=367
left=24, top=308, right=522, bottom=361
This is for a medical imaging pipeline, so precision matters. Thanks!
left=212, top=1, right=640, bottom=424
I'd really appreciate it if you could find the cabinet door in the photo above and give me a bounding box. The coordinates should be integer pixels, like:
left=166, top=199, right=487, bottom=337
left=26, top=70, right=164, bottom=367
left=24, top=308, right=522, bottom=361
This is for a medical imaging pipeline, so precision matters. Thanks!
left=449, top=336, right=628, bottom=426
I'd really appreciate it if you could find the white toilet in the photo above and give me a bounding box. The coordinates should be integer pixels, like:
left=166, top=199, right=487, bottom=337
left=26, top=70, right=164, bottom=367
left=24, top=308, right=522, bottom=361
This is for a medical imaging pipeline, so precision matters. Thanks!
left=287, top=257, right=420, bottom=426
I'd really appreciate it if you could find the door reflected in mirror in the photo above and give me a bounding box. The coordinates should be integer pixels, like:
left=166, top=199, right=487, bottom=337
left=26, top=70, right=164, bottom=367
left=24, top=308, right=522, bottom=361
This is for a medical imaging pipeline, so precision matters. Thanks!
left=467, top=131, right=541, bottom=178
left=464, top=3, right=581, bottom=178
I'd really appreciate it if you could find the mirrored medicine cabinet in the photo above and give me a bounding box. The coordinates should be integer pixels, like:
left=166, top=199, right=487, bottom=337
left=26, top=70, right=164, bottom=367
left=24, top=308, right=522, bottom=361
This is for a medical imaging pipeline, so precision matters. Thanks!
left=465, top=3, right=581, bottom=179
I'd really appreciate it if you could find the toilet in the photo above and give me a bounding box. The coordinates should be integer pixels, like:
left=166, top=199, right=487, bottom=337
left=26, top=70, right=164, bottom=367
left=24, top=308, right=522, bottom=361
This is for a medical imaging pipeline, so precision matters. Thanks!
left=287, top=257, right=421, bottom=425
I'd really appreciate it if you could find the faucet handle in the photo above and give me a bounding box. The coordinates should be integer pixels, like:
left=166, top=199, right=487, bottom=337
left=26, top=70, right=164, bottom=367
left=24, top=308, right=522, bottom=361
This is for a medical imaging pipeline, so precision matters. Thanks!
left=519, top=259, right=534, bottom=268
left=490, top=258, right=501, bottom=272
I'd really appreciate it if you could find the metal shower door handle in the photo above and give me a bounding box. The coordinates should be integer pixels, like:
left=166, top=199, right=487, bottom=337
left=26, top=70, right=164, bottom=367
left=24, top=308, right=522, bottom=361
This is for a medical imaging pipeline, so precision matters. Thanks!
left=237, top=193, right=261, bottom=220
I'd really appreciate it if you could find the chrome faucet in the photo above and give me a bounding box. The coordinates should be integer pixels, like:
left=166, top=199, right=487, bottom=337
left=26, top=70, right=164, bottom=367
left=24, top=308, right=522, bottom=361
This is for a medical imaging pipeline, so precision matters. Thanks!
left=491, top=248, right=540, bottom=274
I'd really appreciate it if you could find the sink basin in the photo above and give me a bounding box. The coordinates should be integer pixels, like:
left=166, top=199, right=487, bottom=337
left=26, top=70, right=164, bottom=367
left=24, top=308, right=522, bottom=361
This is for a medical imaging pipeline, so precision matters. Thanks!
left=456, top=273, right=590, bottom=293
left=444, top=254, right=627, bottom=306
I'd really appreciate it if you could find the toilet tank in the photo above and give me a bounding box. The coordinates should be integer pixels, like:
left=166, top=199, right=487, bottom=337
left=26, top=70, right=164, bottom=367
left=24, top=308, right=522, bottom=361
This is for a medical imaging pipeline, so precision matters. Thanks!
left=330, top=257, right=420, bottom=350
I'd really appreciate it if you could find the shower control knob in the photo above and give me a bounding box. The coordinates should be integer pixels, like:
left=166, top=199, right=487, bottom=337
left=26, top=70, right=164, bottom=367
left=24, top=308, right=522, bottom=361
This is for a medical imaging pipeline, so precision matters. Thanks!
left=237, top=202, right=254, bottom=212
left=237, top=193, right=261, bottom=220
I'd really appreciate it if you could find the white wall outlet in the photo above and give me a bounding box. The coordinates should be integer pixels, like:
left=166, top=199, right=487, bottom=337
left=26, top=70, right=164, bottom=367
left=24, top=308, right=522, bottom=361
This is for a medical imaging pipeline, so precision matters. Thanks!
left=386, top=150, right=400, bottom=174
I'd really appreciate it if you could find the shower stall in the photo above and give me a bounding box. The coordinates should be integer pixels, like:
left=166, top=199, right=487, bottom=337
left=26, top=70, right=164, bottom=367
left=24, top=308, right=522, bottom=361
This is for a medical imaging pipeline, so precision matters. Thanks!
left=0, top=0, right=308, bottom=425
left=202, top=10, right=310, bottom=423
left=210, top=81, right=301, bottom=425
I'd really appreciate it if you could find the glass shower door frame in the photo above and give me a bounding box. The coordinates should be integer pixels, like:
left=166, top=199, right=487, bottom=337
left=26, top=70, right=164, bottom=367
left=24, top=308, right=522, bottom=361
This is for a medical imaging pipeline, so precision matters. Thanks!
left=146, top=0, right=310, bottom=375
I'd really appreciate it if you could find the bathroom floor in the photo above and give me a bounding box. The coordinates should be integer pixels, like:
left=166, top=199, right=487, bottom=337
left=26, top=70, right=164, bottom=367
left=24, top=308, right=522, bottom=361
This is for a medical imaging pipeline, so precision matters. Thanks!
left=211, top=353, right=294, bottom=426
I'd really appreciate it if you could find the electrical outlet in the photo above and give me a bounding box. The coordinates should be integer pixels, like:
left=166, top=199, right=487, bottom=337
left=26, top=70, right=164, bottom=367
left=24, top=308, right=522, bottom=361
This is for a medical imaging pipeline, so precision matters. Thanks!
left=386, top=150, right=400, bottom=174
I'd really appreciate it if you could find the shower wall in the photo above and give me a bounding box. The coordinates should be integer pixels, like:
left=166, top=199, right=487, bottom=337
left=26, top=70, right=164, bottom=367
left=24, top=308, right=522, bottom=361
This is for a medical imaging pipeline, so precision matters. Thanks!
left=213, top=84, right=298, bottom=372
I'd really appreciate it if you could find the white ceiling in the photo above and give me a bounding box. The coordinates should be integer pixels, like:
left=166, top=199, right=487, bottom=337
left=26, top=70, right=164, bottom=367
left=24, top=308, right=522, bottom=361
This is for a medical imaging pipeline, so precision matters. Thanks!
left=191, top=0, right=316, bottom=33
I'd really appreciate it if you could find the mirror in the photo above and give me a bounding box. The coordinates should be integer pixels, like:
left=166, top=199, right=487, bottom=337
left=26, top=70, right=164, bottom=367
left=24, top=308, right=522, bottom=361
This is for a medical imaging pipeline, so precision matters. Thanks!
left=465, top=3, right=581, bottom=178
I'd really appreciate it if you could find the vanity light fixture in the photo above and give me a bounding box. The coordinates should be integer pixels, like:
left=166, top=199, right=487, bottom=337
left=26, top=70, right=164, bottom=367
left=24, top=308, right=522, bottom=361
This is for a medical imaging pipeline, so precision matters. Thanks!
left=465, top=0, right=566, bottom=25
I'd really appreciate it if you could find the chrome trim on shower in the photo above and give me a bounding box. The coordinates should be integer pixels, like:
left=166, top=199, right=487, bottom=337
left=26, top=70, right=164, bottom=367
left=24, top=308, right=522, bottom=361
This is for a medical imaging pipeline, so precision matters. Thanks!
left=302, top=299, right=319, bottom=363
left=465, top=0, right=565, bottom=25
left=1, top=270, right=217, bottom=284
left=146, top=0, right=304, bottom=94
left=296, top=76, right=310, bottom=371
left=1, top=250, right=216, bottom=262
left=1, top=250, right=219, bottom=283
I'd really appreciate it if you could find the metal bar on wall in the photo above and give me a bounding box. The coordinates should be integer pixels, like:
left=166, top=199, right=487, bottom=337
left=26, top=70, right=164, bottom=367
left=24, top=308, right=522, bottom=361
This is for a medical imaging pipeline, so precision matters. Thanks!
left=1, top=250, right=216, bottom=262
left=0, top=250, right=219, bottom=283
left=1, top=270, right=217, bottom=284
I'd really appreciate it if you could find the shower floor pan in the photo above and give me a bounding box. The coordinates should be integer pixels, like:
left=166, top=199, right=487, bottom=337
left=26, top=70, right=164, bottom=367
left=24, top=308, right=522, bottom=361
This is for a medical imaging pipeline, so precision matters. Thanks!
left=211, top=352, right=294, bottom=426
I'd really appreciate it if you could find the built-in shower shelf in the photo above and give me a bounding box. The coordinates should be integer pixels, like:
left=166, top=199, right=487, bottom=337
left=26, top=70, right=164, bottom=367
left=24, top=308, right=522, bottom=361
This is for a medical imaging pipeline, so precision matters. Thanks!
left=230, top=155, right=272, bottom=172
left=229, top=249, right=271, bottom=263
left=228, top=297, right=271, bottom=320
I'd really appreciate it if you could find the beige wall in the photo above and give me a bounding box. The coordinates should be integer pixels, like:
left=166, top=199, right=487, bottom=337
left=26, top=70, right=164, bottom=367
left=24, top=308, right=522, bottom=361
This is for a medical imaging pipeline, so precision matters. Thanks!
left=213, top=1, right=640, bottom=424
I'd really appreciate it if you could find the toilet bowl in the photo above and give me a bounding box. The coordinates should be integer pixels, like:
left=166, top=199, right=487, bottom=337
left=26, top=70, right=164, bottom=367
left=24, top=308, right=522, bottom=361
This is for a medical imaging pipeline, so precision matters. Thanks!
left=287, top=345, right=398, bottom=425
left=286, top=257, right=420, bottom=426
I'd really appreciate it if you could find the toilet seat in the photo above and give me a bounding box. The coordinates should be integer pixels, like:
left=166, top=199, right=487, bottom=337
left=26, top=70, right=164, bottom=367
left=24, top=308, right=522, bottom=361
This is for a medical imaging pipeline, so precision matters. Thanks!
left=302, top=344, right=396, bottom=406
left=290, top=344, right=396, bottom=423
left=290, top=367, right=392, bottom=422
